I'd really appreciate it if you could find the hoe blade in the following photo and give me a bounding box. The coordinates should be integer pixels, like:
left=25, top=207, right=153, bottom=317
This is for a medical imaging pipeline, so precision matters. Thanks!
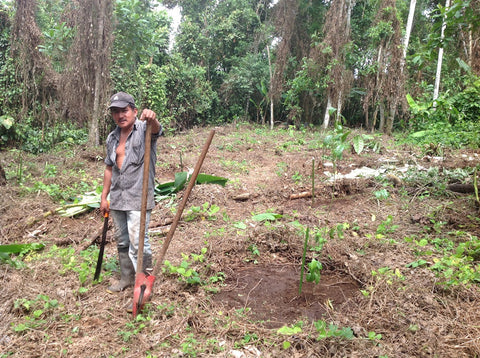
left=132, top=272, right=156, bottom=317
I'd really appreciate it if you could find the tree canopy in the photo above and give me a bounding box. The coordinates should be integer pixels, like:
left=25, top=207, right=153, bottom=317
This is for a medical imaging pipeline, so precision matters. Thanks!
left=0, top=0, right=479, bottom=149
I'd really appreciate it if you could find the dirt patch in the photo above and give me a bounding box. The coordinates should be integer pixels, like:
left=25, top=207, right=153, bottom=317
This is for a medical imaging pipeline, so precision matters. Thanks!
left=214, top=264, right=360, bottom=328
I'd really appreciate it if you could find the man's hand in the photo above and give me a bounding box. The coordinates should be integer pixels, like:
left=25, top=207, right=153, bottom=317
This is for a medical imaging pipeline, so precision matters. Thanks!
left=140, top=109, right=161, bottom=134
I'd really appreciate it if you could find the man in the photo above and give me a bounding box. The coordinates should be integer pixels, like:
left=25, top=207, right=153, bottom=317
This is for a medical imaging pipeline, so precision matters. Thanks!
left=100, top=92, right=162, bottom=293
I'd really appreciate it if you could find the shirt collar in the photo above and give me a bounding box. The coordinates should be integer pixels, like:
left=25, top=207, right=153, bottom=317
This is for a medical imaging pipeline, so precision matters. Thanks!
left=112, top=118, right=139, bottom=140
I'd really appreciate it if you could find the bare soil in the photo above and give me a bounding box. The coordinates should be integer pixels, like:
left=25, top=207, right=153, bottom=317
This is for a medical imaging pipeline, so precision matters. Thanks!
left=1, top=124, right=480, bottom=357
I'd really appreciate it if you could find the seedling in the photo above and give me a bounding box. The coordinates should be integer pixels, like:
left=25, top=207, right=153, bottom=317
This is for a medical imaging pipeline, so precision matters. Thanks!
left=322, top=123, right=350, bottom=180
left=314, top=320, right=354, bottom=340
left=185, top=202, right=220, bottom=222
left=12, top=294, right=61, bottom=333
left=299, top=228, right=324, bottom=294
left=376, top=215, right=399, bottom=238
left=118, top=316, right=148, bottom=342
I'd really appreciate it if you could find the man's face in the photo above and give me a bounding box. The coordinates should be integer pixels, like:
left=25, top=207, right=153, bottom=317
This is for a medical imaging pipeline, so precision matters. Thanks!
left=111, top=106, right=137, bottom=131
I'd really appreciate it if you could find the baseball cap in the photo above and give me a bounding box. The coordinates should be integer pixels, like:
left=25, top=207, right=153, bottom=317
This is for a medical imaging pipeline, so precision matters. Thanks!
left=108, top=92, right=136, bottom=109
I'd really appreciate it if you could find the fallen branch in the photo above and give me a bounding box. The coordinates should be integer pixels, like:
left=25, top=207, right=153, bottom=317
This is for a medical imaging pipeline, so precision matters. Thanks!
left=447, top=184, right=475, bottom=193
left=290, top=191, right=312, bottom=200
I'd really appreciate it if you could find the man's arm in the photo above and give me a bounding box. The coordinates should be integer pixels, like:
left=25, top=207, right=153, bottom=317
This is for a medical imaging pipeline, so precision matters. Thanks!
left=100, top=165, right=112, bottom=216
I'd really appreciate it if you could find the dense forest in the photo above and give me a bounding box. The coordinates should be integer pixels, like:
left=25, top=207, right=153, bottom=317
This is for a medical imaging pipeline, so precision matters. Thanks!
left=0, top=0, right=479, bottom=151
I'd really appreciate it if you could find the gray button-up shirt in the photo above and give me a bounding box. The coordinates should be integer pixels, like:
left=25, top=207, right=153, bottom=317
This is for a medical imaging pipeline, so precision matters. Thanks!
left=105, top=119, right=161, bottom=211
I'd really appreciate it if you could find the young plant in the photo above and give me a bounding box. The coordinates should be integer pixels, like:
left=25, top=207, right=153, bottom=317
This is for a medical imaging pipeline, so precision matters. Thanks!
left=299, top=228, right=309, bottom=295
left=299, top=227, right=324, bottom=294
left=12, top=294, right=61, bottom=333
left=185, top=202, right=220, bottom=222
left=314, top=320, right=354, bottom=340
left=322, top=123, right=350, bottom=178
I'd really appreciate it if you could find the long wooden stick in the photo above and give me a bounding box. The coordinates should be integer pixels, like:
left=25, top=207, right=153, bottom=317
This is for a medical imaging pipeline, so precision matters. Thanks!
left=152, top=129, right=215, bottom=277
left=137, top=122, right=152, bottom=274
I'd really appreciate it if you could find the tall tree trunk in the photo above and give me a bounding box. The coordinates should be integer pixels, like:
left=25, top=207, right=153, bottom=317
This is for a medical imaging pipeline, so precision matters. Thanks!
left=90, top=0, right=106, bottom=146
left=318, top=0, right=355, bottom=129
left=433, top=0, right=451, bottom=107
left=60, top=0, right=112, bottom=145
left=403, top=0, right=417, bottom=60
left=378, top=101, right=385, bottom=132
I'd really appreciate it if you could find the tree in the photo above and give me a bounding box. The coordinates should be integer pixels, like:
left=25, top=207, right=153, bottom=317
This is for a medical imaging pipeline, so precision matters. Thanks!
left=171, top=0, right=274, bottom=122
left=271, top=0, right=330, bottom=126
left=11, top=0, right=58, bottom=128
left=59, top=0, right=113, bottom=146
left=357, top=0, right=406, bottom=134
left=433, top=0, right=450, bottom=107
left=311, top=0, right=355, bottom=128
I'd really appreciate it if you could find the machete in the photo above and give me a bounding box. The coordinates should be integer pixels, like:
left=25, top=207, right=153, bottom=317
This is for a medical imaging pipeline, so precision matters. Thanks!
left=94, top=208, right=109, bottom=281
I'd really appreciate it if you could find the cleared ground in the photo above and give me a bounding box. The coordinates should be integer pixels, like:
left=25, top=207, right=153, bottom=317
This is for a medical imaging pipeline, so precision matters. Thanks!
left=1, top=124, right=479, bottom=357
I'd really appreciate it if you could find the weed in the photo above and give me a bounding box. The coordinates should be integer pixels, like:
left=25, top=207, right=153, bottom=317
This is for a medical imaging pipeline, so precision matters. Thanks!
left=292, top=171, right=303, bottom=184
left=431, top=253, right=480, bottom=286
left=181, top=333, right=200, bottom=356
left=371, top=266, right=405, bottom=284
left=374, top=188, right=390, bottom=201
left=43, top=163, right=57, bottom=178
left=164, top=258, right=203, bottom=285
left=219, top=158, right=249, bottom=174
left=406, top=259, right=429, bottom=268
left=376, top=215, right=399, bottom=238
left=185, top=202, right=220, bottom=222
left=40, top=245, right=112, bottom=287
left=118, top=316, right=148, bottom=342
left=246, top=244, right=260, bottom=264
left=367, top=331, right=383, bottom=345
left=251, top=211, right=282, bottom=223
left=163, top=247, right=224, bottom=290
left=314, top=320, right=354, bottom=340
left=234, top=332, right=259, bottom=348
left=12, top=294, right=61, bottom=333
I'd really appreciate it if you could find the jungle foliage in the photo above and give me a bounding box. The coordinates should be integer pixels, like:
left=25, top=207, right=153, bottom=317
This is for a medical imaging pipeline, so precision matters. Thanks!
left=0, top=0, right=479, bottom=151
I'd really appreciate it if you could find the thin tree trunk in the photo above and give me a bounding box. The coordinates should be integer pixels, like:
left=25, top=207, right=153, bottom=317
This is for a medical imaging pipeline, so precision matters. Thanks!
left=323, top=95, right=332, bottom=129
left=337, top=88, right=343, bottom=122
left=266, top=44, right=274, bottom=129
left=90, top=0, right=105, bottom=146
left=433, top=0, right=451, bottom=107
left=378, top=101, right=385, bottom=132
left=403, top=0, right=416, bottom=60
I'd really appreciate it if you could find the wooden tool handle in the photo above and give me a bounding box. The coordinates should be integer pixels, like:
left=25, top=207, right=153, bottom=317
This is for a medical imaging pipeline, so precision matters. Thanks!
left=152, top=129, right=215, bottom=276
left=137, top=122, right=152, bottom=273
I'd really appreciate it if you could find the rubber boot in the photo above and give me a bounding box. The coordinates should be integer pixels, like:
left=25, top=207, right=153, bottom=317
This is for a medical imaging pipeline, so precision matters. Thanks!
left=107, top=248, right=135, bottom=293
left=143, top=253, right=153, bottom=274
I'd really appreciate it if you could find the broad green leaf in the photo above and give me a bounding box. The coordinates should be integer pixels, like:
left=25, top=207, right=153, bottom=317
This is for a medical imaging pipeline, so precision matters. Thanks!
left=0, top=115, right=14, bottom=130
left=252, top=212, right=282, bottom=222
left=195, top=173, right=228, bottom=186
left=277, top=325, right=302, bottom=335
left=409, top=130, right=429, bottom=138
left=352, top=135, right=365, bottom=154
left=0, top=243, right=45, bottom=254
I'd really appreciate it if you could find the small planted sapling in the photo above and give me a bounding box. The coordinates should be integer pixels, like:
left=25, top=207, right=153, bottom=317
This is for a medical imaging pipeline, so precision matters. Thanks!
left=299, top=227, right=324, bottom=294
